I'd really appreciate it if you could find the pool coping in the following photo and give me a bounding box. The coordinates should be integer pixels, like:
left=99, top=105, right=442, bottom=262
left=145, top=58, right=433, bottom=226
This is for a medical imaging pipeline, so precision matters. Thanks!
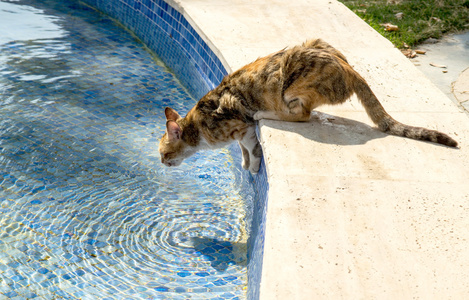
left=174, top=0, right=469, bottom=299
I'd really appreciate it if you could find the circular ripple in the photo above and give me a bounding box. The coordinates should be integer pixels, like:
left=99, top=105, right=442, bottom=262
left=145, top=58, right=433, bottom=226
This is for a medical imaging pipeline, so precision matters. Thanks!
left=0, top=0, right=250, bottom=298
left=85, top=200, right=246, bottom=271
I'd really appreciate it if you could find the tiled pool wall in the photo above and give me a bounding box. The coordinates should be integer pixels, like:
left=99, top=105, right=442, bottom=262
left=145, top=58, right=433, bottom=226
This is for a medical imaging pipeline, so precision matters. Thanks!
left=79, top=0, right=269, bottom=299
left=246, top=157, right=268, bottom=300
left=82, top=0, right=227, bottom=100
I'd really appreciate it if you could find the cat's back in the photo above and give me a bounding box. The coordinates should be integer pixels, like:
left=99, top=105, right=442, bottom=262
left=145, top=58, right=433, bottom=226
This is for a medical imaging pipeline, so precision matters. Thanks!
left=196, top=39, right=349, bottom=113
left=226, top=39, right=347, bottom=89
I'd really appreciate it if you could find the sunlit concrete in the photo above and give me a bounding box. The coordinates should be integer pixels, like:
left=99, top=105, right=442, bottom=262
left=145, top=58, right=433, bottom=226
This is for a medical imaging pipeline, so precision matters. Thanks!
left=174, top=0, right=469, bottom=298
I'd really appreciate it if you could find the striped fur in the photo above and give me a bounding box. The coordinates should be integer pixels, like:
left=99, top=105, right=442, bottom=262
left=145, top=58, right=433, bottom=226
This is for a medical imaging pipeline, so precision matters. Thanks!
left=159, top=39, right=457, bottom=173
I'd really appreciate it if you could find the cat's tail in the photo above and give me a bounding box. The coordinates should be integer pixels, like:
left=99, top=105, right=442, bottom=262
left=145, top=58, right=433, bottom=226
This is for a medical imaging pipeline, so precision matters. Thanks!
left=351, top=71, right=458, bottom=148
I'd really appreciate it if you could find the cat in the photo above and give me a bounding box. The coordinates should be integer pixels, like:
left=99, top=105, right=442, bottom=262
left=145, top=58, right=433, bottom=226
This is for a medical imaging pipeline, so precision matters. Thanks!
left=159, top=38, right=458, bottom=174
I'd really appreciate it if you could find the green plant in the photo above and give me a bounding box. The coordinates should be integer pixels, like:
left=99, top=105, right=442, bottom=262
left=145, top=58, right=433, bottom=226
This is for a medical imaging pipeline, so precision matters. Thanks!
left=339, top=0, right=469, bottom=48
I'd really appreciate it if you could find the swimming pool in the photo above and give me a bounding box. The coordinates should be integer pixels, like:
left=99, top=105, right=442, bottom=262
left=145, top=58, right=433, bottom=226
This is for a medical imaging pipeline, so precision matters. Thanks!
left=0, top=0, right=255, bottom=298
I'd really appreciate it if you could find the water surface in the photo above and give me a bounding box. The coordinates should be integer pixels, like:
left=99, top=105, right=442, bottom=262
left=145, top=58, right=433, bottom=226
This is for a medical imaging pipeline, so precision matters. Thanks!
left=0, top=0, right=250, bottom=299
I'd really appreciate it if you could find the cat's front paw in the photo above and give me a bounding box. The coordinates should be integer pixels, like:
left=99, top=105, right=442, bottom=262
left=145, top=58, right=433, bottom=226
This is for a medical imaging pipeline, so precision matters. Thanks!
left=241, top=151, right=250, bottom=170
left=242, top=158, right=249, bottom=170
left=253, top=111, right=265, bottom=121
left=249, top=158, right=261, bottom=174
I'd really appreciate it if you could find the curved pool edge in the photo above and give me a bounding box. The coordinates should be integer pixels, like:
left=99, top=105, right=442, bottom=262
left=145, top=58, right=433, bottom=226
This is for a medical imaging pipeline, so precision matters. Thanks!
left=79, top=0, right=268, bottom=299
left=162, top=0, right=232, bottom=74
left=81, top=0, right=228, bottom=100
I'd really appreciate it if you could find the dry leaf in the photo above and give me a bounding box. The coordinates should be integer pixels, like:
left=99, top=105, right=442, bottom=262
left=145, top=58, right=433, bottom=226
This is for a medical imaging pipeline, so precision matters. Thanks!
left=401, top=49, right=417, bottom=58
left=430, top=62, right=447, bottom=68
left=415, top=49, right=426, bottom=54
left=395, top=12, right=404, bottom=19
left=381, top=23, right=399, bottom=31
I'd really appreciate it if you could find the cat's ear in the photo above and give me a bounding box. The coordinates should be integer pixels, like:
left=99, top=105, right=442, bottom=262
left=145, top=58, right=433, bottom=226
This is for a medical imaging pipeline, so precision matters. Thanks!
left=166, top=120, right=182, bottom=141
left=165, top=107, right=181, bottom=121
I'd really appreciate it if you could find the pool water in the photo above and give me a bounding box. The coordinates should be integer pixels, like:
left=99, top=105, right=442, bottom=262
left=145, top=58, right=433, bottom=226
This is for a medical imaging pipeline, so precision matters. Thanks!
left=0, top=0, right=252, bottom=299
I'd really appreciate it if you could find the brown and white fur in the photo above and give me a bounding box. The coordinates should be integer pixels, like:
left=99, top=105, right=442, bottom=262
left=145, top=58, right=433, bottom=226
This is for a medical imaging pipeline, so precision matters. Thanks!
left=159, top=39, right=457, bottom=174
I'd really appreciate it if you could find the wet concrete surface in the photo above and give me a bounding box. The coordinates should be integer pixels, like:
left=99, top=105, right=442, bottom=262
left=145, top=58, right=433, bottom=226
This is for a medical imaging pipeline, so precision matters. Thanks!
left=411, top=31, right=469, bottom=112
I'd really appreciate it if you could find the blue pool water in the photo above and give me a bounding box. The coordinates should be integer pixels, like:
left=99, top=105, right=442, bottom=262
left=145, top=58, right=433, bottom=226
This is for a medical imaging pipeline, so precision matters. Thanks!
left=0, top=0, right=253, bottom=299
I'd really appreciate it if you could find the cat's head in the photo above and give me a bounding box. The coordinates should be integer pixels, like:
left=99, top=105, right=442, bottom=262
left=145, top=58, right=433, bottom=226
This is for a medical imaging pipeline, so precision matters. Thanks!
left=158, top=107, right=197, bottom=167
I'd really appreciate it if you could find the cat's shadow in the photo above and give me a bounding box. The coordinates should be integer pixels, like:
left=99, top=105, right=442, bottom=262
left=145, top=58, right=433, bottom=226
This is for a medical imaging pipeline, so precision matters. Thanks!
left=189, top=237, right=247, bottom=272
left=260, top=111, right=387, bottom=146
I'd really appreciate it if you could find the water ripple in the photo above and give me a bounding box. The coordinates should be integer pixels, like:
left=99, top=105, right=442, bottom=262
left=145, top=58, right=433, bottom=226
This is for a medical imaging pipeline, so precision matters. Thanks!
left=0, top=0, right=252, bottom=298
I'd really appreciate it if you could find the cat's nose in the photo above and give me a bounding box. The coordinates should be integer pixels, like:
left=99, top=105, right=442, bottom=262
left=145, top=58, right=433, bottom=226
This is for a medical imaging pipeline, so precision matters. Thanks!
left=161, top=158, right=170, bottom=166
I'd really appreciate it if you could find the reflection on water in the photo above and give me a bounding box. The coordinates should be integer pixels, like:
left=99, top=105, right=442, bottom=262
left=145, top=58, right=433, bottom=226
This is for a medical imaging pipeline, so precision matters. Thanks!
left=0, top=1, right=65, bottom=44
left=0, top=0, right=251, bottom=299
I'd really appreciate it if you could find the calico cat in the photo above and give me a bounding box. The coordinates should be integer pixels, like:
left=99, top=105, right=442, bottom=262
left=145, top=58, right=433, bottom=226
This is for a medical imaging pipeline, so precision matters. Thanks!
left=159, top=39, right=457, bottom=174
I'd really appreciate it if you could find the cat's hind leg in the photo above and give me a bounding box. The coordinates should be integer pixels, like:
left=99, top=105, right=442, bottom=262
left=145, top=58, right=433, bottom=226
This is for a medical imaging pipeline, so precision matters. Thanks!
left=254, top=96, right=312, bottom=122
left=239, top=126, right=262, bottom=174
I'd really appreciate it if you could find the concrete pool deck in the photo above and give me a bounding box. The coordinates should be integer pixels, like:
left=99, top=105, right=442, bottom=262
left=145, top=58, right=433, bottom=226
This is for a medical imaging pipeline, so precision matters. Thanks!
left=174, top=0, right=469, bottom=298
left=411, top=31, right=469, bottom=113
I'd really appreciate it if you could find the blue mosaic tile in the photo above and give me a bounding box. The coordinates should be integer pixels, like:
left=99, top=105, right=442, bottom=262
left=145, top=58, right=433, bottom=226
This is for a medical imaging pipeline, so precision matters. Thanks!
left=0, top=0, right=259, bottom=299
left=83, top=0, right=229, bottom=100
left=246, top=158, right=269, bottom=300
left=0, top=0, right=273, bottom=299
left=3, top=291, right=18, bottom=298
